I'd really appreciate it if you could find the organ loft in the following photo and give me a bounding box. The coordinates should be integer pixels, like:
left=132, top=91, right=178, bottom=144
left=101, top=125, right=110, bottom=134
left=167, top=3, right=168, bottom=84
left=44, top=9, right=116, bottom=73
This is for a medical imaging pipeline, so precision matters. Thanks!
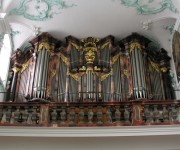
left=7, top=32, right=174, bottom=103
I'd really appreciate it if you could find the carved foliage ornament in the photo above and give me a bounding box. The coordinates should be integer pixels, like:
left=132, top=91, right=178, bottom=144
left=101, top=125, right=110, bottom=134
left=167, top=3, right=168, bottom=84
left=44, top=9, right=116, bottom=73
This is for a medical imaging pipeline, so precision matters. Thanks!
left=130, top=42, right=142, bottom=53
left=163, top=23, right=175, bottom=34
left=69, top=37, right=114, bottom=81
left=9, top=0, right=75, bottom=21
left=150, top=60, right=167, bottom=73
left=120, top=0, right=179, bottom=15
left=38, top=42, right=54, bottom=53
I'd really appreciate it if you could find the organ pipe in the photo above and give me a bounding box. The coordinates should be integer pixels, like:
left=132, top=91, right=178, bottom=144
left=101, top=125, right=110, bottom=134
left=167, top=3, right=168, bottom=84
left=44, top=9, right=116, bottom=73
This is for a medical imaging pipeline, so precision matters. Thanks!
left=33, top=47, right=50, bottom=98
left=130, top=43, right=147, bottom=99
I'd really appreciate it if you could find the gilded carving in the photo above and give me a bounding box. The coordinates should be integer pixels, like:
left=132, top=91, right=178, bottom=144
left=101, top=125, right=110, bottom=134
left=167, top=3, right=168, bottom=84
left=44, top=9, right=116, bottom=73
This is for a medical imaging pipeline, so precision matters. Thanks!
left=51, top=69, right=56, bottom=77
left=79, top=66, right=86, bottom=71
left=58, top=52, right=69, bottom=65
left=86, top=67, right=93, bottom=71
left=150, top=61, right=160, bottom=73
left=85, top=50, right=95, bottom=64
left=67, top=69, right=79, bottom=81
left=112, top=52, right=120, bottom=64
left=160, top=67, right=168, bottom=73
left=130, top=42, right=141, bottom=53
left=81, top=37, right=99, bottom=65
left=101, top=68, right=113, bottom=81
left=69, top=37, right=114, bottom=81
left=100, top=41, right=110, bottom=50
left=12, top=67, right=20, bottom=73
left=38, top=42, right=52, bottom=53
left=82, top=37, right=99, bottom=52
left=123, top=69, right=129, bottom=77
left=71, top=42, right=81, bottom=51
left=21, top=61, right=30, bottom=73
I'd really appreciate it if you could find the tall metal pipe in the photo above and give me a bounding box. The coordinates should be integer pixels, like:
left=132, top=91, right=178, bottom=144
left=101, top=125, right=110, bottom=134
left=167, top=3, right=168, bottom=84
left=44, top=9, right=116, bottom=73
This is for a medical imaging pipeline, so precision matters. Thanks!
left=130, top=44, right=147, bottom=99
left=41, top=50, right=48, bottom=98
left=37, top=48, right=45, bottom=97
left=33, top=49, right=42, bottom=97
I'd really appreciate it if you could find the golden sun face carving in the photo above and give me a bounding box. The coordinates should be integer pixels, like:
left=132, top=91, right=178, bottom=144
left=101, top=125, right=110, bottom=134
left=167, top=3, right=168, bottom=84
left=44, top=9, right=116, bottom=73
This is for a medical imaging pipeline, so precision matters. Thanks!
left=85, top=50, right=95, bottom=64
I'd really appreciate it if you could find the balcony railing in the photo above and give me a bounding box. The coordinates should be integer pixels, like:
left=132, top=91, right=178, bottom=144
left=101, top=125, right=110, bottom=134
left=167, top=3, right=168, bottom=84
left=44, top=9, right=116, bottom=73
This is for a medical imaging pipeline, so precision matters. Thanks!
left=0, top=92, right=179, bottom=127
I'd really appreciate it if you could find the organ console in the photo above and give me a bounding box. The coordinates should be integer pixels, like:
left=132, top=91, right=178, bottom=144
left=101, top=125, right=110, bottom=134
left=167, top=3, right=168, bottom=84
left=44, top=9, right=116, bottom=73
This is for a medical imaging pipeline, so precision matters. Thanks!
left=6, top=32, right=175, bottom=102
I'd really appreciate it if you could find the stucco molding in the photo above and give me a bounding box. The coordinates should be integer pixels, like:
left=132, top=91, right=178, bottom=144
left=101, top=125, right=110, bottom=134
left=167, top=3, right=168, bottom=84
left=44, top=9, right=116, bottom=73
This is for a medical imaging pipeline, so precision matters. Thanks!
left=0, top=125, right=180, bottom=137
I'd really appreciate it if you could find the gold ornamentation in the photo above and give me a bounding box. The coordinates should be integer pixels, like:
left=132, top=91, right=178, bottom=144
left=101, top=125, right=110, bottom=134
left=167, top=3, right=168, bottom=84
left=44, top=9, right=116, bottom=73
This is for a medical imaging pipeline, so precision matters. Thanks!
left=100, top=41, right=110, bottom=49
left=58, top=53, right=69, bottom=65
left=81, top=37, right=99, bottom=43
left=85, top=50, right=95, bottom=64
left=51, top=69, right=56, bottom=77
left=83, top=46, right=97, bottom=52
left=67, top=69, right=79, bottom=81
left=12, top=67, right=20, bottom=73
left=71, top=42, right=81, bottom=51
left=79, top=66, right=86, bottom=71
left=150, top=61, right=160, bottom=73
left=161, top=67, right=168, bottom=73
left=21, top=61, right=30, bottom=73
left=81, top=37, right=100, bottom=64
left=112, top=52, right=120, bottom=64
left=67, top=37, right=113, bottom=81
left=101, top=68, right=113, bottom=81
left=94, top=66, right=101, bottom=71
left=124, top=69, right=129, bottom=77
left=38, top=42, right=53, bottom=53
left=130, top=42, right=141, bottom=53
left=82, top=37, right=99, bottom=52
left=86, top=67, right=93, bottom=71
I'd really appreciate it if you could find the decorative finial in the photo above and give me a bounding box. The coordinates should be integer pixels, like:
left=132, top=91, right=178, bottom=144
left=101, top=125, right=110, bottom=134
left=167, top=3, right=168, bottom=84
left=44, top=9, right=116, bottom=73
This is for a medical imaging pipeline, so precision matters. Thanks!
left=33, top=26, right=40, bottom=36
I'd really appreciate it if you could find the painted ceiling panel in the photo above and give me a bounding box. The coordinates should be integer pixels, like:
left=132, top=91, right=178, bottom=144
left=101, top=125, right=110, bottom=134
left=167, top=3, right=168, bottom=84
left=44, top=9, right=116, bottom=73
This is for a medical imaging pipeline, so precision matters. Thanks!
left=0, top=0, right=179, bottom=51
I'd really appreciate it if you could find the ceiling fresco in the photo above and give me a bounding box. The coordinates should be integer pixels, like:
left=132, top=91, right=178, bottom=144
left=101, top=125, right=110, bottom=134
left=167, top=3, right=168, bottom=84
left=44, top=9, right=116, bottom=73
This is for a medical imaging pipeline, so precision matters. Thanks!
left=163, top=23, right=175, bottom=34
left=120, top=0, right=179, bottom=15
left=8, top=0, right=75, bottom=21
left=7, top=0, right=179, bottom=22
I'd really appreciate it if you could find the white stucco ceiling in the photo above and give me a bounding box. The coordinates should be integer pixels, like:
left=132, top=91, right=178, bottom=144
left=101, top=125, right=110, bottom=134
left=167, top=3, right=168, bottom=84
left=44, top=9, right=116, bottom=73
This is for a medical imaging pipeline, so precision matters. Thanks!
left=0, top=0, right=180, bottom=54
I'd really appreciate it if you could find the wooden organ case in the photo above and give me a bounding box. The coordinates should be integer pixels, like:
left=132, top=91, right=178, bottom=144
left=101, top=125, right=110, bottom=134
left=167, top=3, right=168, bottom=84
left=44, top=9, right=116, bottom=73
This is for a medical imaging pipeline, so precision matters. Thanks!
left=7, top=32, right=175, bottom=102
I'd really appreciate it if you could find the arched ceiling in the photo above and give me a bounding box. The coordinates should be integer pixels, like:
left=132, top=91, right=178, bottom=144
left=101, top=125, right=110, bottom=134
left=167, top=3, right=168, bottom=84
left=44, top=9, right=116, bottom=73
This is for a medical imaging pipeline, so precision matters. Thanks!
left=0, top=0, right=180, bottom=55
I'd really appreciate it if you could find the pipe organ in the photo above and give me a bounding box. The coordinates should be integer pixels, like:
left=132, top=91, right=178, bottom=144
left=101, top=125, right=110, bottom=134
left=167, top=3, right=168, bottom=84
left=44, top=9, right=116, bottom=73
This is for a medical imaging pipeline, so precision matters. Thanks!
left=7, top=32, right=174, bottom=102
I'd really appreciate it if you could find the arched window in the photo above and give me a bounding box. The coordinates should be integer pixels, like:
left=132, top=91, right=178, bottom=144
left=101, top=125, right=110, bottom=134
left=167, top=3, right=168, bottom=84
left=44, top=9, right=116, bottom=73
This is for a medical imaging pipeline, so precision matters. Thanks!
left=0, top=34, right=12, bottom=93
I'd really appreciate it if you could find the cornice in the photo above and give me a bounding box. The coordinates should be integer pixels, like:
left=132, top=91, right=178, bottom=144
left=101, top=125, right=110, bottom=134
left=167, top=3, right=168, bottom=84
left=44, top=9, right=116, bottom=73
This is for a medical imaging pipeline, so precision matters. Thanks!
left=0, top=125, right=180, bottom=137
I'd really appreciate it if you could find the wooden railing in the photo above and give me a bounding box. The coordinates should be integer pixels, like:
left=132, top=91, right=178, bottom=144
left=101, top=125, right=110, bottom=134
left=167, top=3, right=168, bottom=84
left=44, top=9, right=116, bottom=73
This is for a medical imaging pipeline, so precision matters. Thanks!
left=0, top=100, right=179, bottom=127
